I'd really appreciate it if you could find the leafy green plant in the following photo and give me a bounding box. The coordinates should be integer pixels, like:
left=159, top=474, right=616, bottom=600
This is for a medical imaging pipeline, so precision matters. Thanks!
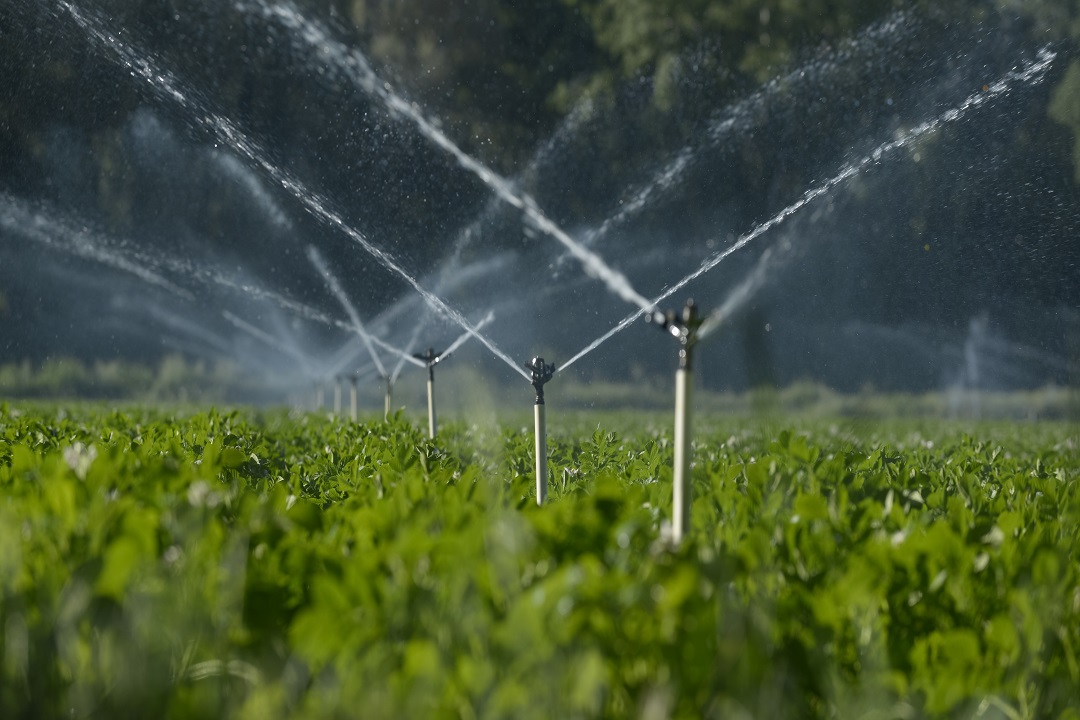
left=0, top=404, right=1077, bottom=717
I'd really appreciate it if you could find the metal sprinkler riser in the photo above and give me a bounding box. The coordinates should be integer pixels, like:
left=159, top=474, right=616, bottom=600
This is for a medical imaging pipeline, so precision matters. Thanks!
left=413, top=347, right=447, bottom=439
left=525, top=356, right=556, bottom=506
left=648, top=299, right=702, bottom=544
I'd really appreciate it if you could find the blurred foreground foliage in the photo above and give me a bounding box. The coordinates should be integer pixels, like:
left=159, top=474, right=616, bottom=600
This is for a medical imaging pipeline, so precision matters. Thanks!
left=0, top=404, right=1078, bottom=717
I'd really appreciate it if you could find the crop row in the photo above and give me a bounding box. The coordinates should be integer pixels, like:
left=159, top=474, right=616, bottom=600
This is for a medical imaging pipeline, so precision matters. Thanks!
left=0, top=404, right=1077, bottom=718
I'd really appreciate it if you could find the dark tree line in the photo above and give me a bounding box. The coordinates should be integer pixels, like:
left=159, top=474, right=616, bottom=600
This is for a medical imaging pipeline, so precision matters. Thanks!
left=0, top=0, right=1076, bottom=390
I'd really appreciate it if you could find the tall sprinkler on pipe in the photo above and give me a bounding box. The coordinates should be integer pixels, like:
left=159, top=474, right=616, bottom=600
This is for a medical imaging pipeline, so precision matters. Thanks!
left=525, top=357, right=556, bottom=506
left=412, top=347, right=447, bottom=439
left=649, top=299, right=703, bottom=544
left=349, top=374, right=358, bottom=421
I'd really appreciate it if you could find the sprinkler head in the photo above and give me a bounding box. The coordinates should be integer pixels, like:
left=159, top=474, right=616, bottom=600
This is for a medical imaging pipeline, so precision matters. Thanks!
left=414, top=347, right=447, bottom=380
left=649, top=299, right=703, bottom=368
left=413, top=347, right=447, bottom=367
left=524, top=356, right=556, bottom=404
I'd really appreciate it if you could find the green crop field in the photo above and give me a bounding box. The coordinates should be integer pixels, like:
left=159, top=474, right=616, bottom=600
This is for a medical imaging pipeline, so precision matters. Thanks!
left=0, top=402, right=1077, bottom=718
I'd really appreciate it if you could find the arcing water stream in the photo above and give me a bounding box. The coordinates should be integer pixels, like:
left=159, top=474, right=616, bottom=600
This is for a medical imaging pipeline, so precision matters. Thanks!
left=0, top=192, right=193, bottom=302
left=581, top=11, right=919, bottom=253
left=52, top=0, right=532, bottom=381
left=238, top=0, right=655, bottom=314
left=560, top=46, right=1058, bottom=370
left=306, top=246, right=389, bottom=379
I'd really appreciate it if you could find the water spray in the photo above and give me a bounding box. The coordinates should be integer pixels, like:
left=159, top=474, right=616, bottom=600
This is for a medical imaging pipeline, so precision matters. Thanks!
left=525, top=357, right=556, bottom=506
left=649, top=299, right=703, bottom=544
left=413, top=348, right=446, bottom=439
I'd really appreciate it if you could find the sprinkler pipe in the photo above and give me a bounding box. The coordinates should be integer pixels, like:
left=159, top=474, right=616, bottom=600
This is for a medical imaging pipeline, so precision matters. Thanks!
left=412, top=347, right=447, bottom=439
left=525, top=356, right=556, bottom=506
left=649, top=299, right=702, bottom=544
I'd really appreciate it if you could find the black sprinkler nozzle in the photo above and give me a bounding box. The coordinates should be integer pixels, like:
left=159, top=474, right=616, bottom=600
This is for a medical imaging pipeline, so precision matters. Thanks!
left=525, top=356, right=556, bottom=405
left=414, top=347, right=446, bottom=380
left=413, top=347, right=446, bottom=366
left=649, top=299, right=703, bottom=368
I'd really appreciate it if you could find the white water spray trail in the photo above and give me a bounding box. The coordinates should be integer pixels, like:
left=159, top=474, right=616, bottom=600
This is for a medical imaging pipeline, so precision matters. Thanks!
left=54, top=0, right=530, bottom=382
left=370, top=334, right=428, bottom=370
left=583, top=12, right=917, bottom=250
left=441, top=311, right=495, bottom=358
left=439, top=97, right=595, bottom=273
left=561, top=47, right=1058, bottom=371
left=1, top=190, right=389, bottom=373
left=389, top=319, right=428, bottom=385
left=306, top=245, right=388, bottom=378
left=0, top=192, right=194, bottom=301
left=695, top=247, right=778, bottom=342
left=223, top=310, right=315, bottom=375
left=241, top=0, right=654, bottom=313
left=147, top=303, right=233, bottom=355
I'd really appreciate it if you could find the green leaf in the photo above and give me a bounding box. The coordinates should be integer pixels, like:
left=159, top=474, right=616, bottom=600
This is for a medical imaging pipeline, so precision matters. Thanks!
left=95, top=536, right=144, bottom=600
left=221, top=446, right=248, bottom=468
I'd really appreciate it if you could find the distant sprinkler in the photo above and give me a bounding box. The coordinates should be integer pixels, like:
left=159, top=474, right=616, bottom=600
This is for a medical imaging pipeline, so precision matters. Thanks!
left=349, top=375, right=358, bottom=421
left=412, top=347, right=447, bottom=439
left=648, top=299, right=703, bottom=544
left=383, top=375, right=393, bottom=421
left=333, top=376, right=343, bottom=416
left=525, top=356, right=556, bottom=506
left=315, top=379, right=325, bottom=411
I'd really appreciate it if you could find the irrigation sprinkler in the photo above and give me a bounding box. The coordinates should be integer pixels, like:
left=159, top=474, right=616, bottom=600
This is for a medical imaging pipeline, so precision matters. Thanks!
left=333, top=376, right=343, bottom=416
left=649, top=299, right=703, bottom=544
left=384, top=376, right=393, bottom=420
left=525, top=356, right=556, bottom=506
left=315, top=380, right=325, bottom=411
left=412, top=347, right=447, bottom=439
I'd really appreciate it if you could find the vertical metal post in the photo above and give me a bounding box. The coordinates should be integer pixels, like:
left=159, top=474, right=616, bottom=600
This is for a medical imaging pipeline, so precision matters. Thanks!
left=651, top=300, right=701, bottom=544
left=673, top=353, right=693, bottom=542
left=384, top=378, right=392, bottom=420
left=525, top=357, right=555, bottom=507
left=413, top=349, right=445, bottom=440
left=349, top=377, right=358, bottom=422
left=534, top=402, right=547, bottom=505
left=426, top=365, right=437, bottom=439
left=333, top=378, right=342, bottom=416
left=315, top=381, right=324, bottom=411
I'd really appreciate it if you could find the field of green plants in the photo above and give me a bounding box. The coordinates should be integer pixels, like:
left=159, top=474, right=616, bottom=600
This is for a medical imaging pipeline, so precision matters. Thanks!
left=0, top=402, right=1077, bottom=718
